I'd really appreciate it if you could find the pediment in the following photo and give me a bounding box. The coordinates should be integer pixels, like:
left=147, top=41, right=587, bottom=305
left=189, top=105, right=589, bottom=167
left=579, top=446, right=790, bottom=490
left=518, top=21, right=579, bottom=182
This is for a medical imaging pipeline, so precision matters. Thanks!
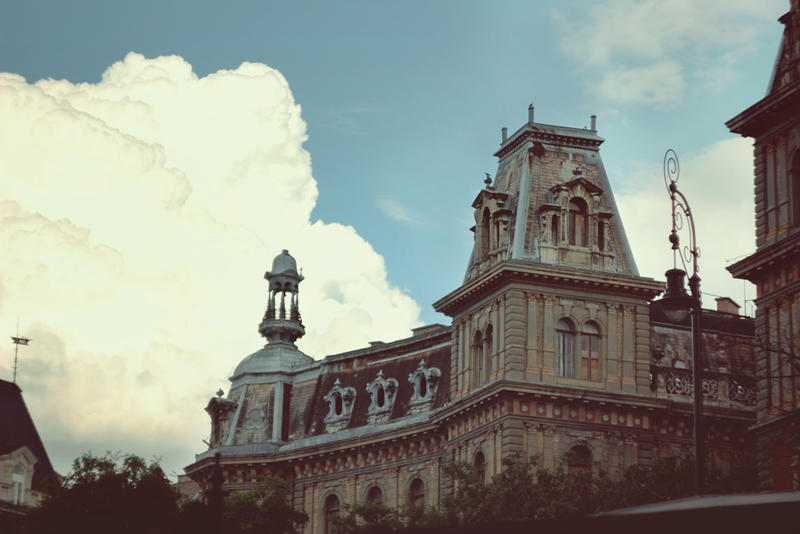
left=551, top=176, right=604, bottom=196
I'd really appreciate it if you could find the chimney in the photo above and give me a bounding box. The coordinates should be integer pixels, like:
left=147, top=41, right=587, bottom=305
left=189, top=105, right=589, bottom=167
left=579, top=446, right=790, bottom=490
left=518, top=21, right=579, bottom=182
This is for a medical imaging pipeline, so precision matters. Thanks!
left=528, top=104, right=534, bottom=124
left=715, top=297, right=741, bottom=315
left=501, top=127, right=508, bottom=142
left=590, top=114, right=597, bottom=131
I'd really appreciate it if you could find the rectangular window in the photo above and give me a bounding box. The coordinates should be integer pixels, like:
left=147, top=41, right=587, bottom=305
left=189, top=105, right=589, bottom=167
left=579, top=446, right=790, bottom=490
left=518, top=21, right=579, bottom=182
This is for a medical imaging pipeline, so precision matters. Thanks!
left=552, top=215, right=559, bottom=244
left=580, top=334, right=600, bottom=380
left=557, top=331, right=574, bottom=377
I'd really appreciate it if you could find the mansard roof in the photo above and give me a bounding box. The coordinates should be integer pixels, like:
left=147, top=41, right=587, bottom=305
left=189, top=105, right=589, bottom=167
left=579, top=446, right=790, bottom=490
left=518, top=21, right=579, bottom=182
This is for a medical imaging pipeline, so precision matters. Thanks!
left=727, top=9, right=800, bottom=137
left=304, top=348, right=450, bottom=436
left=0, top=380, right=57, bottom=490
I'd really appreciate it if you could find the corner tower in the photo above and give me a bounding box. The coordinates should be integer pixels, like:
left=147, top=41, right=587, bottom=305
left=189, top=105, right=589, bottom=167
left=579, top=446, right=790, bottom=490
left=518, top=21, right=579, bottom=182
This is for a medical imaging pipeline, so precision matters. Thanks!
left=435, top=108, right=663, bottom=407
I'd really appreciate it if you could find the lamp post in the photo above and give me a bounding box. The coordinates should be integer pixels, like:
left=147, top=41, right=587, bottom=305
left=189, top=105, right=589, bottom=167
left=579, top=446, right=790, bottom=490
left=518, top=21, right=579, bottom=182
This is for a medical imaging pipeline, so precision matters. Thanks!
left=657, top=149, right=705, bottom=495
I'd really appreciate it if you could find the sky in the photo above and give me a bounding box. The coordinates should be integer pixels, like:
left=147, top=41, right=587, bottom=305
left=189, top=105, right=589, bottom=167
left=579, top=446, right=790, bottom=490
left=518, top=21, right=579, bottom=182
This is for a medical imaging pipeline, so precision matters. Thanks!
left=0, top=0, right=787, bottom=480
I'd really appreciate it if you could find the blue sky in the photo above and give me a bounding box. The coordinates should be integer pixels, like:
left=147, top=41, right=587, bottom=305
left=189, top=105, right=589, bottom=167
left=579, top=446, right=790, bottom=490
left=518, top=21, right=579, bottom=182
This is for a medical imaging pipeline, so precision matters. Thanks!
left=0, top=0, right=787, bottom=476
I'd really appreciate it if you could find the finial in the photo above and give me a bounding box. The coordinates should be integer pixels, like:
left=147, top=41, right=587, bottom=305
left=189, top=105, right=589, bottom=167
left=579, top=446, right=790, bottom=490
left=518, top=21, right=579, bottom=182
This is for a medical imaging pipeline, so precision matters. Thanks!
left=484, top=173, right=492, bottom=187
left=216, top=388, right=224, bottom=397
left=528, top=104, right=534, bottom=124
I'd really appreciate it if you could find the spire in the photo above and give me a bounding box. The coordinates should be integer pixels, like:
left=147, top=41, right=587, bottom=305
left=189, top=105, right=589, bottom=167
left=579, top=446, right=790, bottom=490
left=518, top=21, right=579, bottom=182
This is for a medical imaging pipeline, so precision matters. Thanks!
left=258, top=250, right=305, bottom=345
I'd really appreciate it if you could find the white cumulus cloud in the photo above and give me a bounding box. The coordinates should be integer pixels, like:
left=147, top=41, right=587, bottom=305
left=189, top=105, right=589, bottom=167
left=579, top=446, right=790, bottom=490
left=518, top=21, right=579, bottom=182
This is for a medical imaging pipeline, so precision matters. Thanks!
left=0, top=52, right=421, bottom=478
left=617, top=137, right=757, bottom=312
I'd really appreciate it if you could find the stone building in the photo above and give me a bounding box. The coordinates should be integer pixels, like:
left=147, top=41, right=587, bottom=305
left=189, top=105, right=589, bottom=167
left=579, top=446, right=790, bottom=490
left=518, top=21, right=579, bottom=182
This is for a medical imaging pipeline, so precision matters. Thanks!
left=185, top=112, right=758, bottom=533
left=727, top=0, right=800, bottom=491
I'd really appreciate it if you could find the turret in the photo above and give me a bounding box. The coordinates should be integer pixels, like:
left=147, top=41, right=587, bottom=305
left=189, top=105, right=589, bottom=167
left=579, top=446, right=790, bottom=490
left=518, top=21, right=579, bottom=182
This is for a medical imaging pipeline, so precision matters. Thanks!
left=259, top=250, right=305, bottom=345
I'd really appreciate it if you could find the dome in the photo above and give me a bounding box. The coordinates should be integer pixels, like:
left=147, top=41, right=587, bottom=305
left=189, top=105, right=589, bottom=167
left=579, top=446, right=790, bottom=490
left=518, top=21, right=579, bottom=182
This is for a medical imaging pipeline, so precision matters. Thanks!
left=270, top=250, right=299, bottom=276
left=230, top=343, right=314, bottom=386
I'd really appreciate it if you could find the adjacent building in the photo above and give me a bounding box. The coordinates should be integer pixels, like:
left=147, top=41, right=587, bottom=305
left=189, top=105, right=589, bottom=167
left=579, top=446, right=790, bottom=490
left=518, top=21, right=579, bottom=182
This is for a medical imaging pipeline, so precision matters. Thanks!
left=185, top=109, right=759, bottom=532
left=0, top=379, right=57, bottom=515
left=727, top=0, right=800, bottom=491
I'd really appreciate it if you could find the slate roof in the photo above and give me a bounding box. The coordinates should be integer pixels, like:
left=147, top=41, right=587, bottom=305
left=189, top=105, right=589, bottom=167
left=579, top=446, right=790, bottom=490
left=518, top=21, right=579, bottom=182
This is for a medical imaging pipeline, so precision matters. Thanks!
left=305, top=347, right=450, bottom=436
left=0, top=379, right=57, bottom=490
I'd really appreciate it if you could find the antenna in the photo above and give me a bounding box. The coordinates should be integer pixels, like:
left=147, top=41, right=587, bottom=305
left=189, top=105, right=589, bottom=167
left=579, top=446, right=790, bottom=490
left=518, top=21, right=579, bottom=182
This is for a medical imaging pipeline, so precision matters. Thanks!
left=10, top=318, right=30, bottom=383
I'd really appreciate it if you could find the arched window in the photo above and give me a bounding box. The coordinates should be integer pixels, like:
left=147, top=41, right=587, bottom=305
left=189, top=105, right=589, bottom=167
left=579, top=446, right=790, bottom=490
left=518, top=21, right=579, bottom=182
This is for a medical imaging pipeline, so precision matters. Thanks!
left=416, top=373, right=427, bottom=398
left=581, top=322, right=601, bottom=381
left=12, top=463, right=24, bottom=505
left=334, top=392, right=343, bottom=416
left=474, top=451, right=486, bottom=483
left=409, top=478, right=425, bottom=508
left=481, top=208, right=491, bottom=258
left=376, top=385, right=385, bottom=408
left=366, top=485, right=384, bottom=504
left=556, top=319, right=575, bottom=378
left=324, top=494, right=340, bottom=534
left=567, top=445, right=592, bottom=475
left=568, top=198, right=588, bottom=246
left=473, top=331, right=484, bottom=386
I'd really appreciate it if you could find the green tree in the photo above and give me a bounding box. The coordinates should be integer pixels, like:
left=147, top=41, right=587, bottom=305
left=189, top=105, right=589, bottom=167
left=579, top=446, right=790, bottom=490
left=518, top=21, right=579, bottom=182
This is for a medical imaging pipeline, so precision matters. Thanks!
left=222, top=477, right=308, bottom=534
left=23, top=452, right=179, bottom=534
left=333, top=502, right=404, bottom=533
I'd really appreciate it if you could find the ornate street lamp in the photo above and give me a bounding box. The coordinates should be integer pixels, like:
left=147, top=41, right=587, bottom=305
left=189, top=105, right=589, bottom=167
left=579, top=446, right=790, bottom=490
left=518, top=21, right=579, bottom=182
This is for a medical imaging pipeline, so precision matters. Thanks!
left=657, top=149, right=705, bottom=495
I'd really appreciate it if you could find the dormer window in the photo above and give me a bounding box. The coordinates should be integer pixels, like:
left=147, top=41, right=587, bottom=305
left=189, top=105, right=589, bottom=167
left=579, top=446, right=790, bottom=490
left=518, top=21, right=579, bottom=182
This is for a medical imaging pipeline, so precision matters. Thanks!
left=12, top=463, right=24, bottom=505
left=366, top=370, right=399, bottom=423
left=408, top=360, right=441, bottom=411
left=323, top=378, right=356, bottom=431
left=568, top=198, right=588, bottom=246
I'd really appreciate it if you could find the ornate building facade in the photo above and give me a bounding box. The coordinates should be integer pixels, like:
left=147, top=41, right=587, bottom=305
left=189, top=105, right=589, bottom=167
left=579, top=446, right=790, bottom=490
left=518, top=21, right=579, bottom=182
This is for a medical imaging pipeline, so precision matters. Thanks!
left=185, top=112, right=758, bottom=532
left=727, top=0, right=800, bottom=491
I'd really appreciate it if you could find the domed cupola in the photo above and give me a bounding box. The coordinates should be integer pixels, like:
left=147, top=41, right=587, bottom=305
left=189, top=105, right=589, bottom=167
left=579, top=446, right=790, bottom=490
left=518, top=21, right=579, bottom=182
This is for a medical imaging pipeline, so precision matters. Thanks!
left=259, top=249, right=305, bottom=344
left=230, top=250, right=313, bottom=384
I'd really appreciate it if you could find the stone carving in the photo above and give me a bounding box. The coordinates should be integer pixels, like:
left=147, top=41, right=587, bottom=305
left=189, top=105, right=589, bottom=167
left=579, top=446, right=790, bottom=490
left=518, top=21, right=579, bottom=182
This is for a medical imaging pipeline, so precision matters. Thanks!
left=652, top=367, right=754, bottom=404
left=366, top=370, right=399, bottom=423
left=728, top=379, right=757, bottom=405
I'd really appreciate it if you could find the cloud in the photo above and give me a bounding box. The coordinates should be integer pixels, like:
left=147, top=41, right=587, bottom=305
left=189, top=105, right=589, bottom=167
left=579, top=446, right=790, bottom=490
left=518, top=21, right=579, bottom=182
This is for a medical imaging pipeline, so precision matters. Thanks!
left=597, top=61, right=686, bottom=109
left=617, top=137, right=756, bottom=312
left=376, top=197, right=421, bottom=225
left=0, top=53, right=421, bottom=479
left=553, top=0, right=784, bottom=106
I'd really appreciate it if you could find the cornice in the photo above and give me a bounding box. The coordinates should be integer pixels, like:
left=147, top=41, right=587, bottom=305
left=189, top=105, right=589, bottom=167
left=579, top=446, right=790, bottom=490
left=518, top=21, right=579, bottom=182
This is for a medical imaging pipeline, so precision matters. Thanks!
left=726, top=81, right=800, bottom=137
left=494, top=123, right=603, bottom=159
left=433, top=261, right=664, bottom=316
left=727, top=233, right=800, bottom=281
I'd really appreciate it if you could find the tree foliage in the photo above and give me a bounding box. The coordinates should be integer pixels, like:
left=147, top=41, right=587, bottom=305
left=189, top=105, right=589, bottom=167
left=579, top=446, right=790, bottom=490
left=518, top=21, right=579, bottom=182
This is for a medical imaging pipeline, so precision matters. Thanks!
left=23, top=452, right=180, bottom=534
left=222, top=477, right=308, bottom=534
left=333, top=453, right=756, bottom=533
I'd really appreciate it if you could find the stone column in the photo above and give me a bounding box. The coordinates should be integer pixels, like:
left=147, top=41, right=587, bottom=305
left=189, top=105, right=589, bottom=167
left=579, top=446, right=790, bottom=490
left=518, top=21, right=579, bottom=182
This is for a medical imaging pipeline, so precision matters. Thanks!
left=606, top=305, right=620, bottom=390
left=622, top=305, right=635, bottom=392
left=542, top=296, right=556, bottom=384
left=526, top=294, right=538, bottom=380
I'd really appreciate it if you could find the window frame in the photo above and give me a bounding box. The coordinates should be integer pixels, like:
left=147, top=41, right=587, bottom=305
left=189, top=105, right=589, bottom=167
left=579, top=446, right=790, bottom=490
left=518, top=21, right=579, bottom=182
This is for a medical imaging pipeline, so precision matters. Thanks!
left=568, top=198, right=588, bottom=247
left=408, top=478, right=425, bottom=508
left=556, top=319, right=576, bottom=378
left=580, top=321, right=601, bottom=381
